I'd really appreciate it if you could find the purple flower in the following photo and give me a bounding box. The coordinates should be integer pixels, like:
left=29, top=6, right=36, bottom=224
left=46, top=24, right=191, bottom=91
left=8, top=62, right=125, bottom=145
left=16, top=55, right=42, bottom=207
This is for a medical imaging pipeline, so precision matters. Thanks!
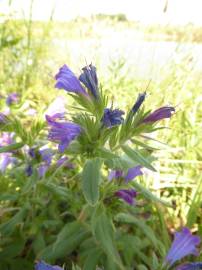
left=57, top=156, right=74, bottom=169
left=0, top=132, right=15, bottom=172
left=55, top=64, right=87, bottom=95
left=0, top=154, right=12, bottom=172
left=0, top=113, right=6, bottom=123
left=109, top=166, right=143, bottom=182
left=177, top=262, right=202, bottom=270
left=45, top=97, right=66, bottom=119
left=109, top=170, right=124, bottom=181
left=35, top=260, right=63, bottom=270
left=115, top=189, right=137, bottom=205
left=79, top=64, right=99, bottom=98
left=28, top=148, right=36, bottom=158
left=39, top=148, right=53, bottom=166
left=165, top=227, right=201, bottom=267
left=36, top=148, right=54, bottom=177
left=46, top=115, right=81, bottom=153
left=6, top=93, right=19, bottom=106
left=101, top=108, right=124, bottom=128
left=25, top=164, right=33, bottom=176
left=142, top=106, right=175, bottom=123
left=0, top=132, right=13, bottom=145
left=38, top=164, right=49, bottom=177
left=131, top=92, right=146, bottom=114
left=125, top=165, right=143, bottom=182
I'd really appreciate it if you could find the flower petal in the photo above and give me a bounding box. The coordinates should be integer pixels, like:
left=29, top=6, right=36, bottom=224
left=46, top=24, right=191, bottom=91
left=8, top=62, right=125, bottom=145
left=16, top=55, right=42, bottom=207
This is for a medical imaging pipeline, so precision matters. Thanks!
left=55, top=64, right=87, bottom=95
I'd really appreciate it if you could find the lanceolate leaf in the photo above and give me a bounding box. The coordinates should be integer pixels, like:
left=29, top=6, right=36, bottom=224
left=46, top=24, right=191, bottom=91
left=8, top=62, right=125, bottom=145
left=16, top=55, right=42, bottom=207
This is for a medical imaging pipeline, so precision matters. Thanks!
left=0, top=205, right=29, bottom=235
left=82, top=158, right=102, bottom=205
left=133, top=181, right=172, bottom=207
left=83, top=248, right=103, bottom=270
left=0, top=142, right=24, bottom=153
left=92, top=212, right=124, bottom=270
left=121, top=145, right=156, bottom=171
left=39, top=222, right=89, bottom=260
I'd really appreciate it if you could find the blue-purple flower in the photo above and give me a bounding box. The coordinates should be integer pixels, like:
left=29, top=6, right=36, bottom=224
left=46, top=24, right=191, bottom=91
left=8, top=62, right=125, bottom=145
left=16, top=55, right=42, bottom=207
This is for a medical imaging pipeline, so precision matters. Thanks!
left=37, top=148, right=54, bottom=177
left=165, top=227, right=201, bottom=267
left=35, top=260, right=63, bottom=270
left=0, top=113, right=6, bottom=123
left=79, top=64, right=99, bottom=98
left=46, top=115, right=81, bottom=153
left=57, top=156, right=74, bottom=169
left=115, top=189, right=137, bottom=205
left=25, top=164, right=33, bottom=176
left=0, top=132, right=15, bottom=172
left=39, top=148, right=53, bottom=166
left=45, top=96, right=66, bottom=119
left=176, top=262, right=202, bottom=270
left=109, top=165, right=143, bottom=182
left=101, top=108, right=124, bottom=128
left=6, top=93, right=19, bottom=106
left=131, top=92, right=146, bottom=114
left=109, top=170, right=124, bottom=180
left=142, top=106, right=175, bottom=123
left=55, top=64, right=87, bottom=95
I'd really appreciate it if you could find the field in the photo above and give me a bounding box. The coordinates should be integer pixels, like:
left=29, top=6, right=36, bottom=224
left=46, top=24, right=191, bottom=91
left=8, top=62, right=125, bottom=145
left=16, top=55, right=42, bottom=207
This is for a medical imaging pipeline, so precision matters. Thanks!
left=0, top=11, right=202, bottom=270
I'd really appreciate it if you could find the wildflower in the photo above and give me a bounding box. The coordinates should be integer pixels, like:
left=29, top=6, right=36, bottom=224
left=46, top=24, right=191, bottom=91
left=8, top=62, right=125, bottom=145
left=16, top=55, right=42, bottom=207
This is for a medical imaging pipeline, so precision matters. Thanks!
left=45, top=96, right=66, bottom=118
left=125, top=165, right=143, bottom=182
left=101, top=108, right=124, bottom=128
left=142, top=106, right=175, bottom=123
left=35, top=260, right=63, bottom=270
left=38, top=164, right=49, bottom=177
left=39, top=148, right=53, bottom=166
left=115, top=189, right=137, bottom=205
left=109, top=165, right=143, bottom=182
left=0, top=113, right=6, bottom=123
left=25, top=164, right=33, bottom=176
left=57, top=156, right=74, bottom=168
left=176, top=262, right=202, bottom=270
left=165, top=227, right=201, bottom=267
left=55, top=64, right=87, bottom=95
left=131, top=92, right=146, bottom=114
left=0, top=154, right=12, bottom=172
left=28, top=147, right=36, bottom=158
left=109, top=170, right=124, bottom=181
left=0, top=132, right=15, bottom=172
left=6, top=93, right=19, bottom=106
left=79, top=64, right=99, bottom=98
left=46, top=115, right=81, bottom=153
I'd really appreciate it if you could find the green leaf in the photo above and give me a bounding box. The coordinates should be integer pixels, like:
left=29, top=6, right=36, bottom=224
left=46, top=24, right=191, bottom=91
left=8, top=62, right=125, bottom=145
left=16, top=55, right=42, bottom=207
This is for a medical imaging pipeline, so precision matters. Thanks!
left=0, top=205, right=29, bottom=235
left=0, top=193, right=18, bottom=201
left=105, top=155, right=136, bottom=170
left=131, top=138, right=159, bottom=151
left=0, top=142, right=24, bottom=153
left=83, top=248, right=103, bottom=270
left=115, top=213, right=162, bottom=253
left=121, top=145, right=156, bottom=171
left=92, top=212, right=124, bottom=270
left=133, top=181, right=172, bottom=207
left=39, top=222, right=89, bottom=260
left=96, top=147, right=119, bottom=159
left=0, top=238, right=25, bottom=259
left=33, top=232, right=46, bottom=254
left=82, top=158, right=102, bottom=205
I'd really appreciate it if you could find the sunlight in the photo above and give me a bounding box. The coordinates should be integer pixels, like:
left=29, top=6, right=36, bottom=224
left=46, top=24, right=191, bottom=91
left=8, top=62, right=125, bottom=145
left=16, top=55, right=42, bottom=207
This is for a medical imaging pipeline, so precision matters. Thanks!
left=1, top=0, right=202, bottom=25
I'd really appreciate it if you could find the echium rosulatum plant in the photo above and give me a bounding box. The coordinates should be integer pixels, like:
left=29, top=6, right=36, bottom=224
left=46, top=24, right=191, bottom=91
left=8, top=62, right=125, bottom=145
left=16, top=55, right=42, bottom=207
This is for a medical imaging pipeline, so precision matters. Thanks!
left=45, top=63, right=175, bottom=208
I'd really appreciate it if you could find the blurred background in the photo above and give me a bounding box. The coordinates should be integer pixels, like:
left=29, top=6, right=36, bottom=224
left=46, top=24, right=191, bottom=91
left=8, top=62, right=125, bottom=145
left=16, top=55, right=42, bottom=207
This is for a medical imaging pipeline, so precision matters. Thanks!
left=0, top=0, right=202, bottom=227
